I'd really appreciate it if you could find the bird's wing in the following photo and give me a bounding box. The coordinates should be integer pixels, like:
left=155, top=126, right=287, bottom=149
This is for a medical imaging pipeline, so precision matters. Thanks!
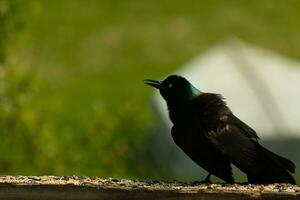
left=190, top=93, right=259, bottom=142
left=204, top=122, right=263, bottom=175
left=229, top=114, right=259, bottom=141
left=192, top=93, right=295, bottom=183
left=204, top=122, right=296, bottom=184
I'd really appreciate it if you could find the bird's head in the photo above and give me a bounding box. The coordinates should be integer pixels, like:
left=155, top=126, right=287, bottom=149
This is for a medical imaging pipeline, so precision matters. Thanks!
left=144, top=75, right=201, bottom=103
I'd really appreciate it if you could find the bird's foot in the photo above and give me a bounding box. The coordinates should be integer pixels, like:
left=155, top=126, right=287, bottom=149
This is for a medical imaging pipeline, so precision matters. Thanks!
left=202, top=173, right=212, bottom=184
left=191, top=173, right=212, bottom=185
left=190, top=178, right=211, bottom=185
left=192, top=174, right=212, bottom=185
left=200, top=178, right=212, bottom=184
left=190, top=180, right=201, bottom=185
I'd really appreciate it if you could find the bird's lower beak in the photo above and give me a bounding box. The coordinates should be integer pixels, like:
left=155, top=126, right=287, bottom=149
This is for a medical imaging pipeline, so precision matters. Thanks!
left=144, top=79, right=162, bottom=89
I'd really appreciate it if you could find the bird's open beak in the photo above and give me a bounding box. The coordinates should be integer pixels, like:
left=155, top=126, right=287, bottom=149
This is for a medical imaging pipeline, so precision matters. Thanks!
left=144, top=79, right=163, bottom=89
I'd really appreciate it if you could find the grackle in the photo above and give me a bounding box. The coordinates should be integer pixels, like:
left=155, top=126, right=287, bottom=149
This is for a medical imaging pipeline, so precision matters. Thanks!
left=145, top=75, right=296, bottom=184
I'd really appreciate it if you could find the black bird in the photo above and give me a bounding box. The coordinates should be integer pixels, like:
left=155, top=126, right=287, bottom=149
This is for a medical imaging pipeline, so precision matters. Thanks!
left=144, top=75, right=296, bottom=184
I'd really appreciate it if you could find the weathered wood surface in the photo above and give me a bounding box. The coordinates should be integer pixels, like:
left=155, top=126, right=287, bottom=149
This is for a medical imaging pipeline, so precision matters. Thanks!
left=0, top=176, right=299, bottom=200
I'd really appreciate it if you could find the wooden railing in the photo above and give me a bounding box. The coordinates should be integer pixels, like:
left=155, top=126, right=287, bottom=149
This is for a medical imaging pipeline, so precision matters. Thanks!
left=0, top=176, right=299, bottom=199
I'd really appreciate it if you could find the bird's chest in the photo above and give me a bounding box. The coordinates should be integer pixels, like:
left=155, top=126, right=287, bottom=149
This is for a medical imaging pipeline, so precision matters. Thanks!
left=171, top=111, right=207, bottom=149
left=171, top=123, right=215, bottom=165
left=170, top=106, right=224, bottom=165
left=169, top=102, right=222, bottom=149
left=171, top=125, right=202, bottom=145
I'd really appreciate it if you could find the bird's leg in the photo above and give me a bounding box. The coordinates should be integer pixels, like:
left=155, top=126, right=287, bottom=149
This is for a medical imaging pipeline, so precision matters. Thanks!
left=201, top=172, right=212, bottom=183
left=190, top=173, right=212, bottom=185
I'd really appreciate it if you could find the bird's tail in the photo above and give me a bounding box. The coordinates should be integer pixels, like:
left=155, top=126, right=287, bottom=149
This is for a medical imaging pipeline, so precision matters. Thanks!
left=248, top=144, right=296, bottom=184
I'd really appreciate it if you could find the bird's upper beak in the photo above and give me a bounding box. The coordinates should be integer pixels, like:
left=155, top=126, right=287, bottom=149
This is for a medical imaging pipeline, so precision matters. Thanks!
left=144, top=79, right=163, bottom=89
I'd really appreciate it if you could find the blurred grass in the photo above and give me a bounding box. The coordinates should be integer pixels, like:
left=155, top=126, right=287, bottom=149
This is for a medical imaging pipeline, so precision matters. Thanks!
left=1, top=0, right=300, bottom=180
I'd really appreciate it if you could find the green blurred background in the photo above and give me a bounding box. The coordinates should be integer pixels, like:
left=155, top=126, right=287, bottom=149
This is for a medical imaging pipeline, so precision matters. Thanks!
left=0, top=0, right=300, bottom=180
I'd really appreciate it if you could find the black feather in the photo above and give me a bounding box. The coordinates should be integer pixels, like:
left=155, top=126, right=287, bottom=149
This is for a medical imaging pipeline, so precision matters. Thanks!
left=145, top=75, right=296, bottom=184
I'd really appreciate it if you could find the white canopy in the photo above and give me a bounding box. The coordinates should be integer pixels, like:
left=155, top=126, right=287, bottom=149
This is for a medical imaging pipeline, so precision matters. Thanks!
left=153, top=39, right=300, bottom=139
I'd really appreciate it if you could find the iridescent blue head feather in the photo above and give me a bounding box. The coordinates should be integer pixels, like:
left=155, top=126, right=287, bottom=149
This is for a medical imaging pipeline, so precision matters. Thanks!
left=144, top=75, right=202, bottom=103
left=190, top=84, right=201, bottom=97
